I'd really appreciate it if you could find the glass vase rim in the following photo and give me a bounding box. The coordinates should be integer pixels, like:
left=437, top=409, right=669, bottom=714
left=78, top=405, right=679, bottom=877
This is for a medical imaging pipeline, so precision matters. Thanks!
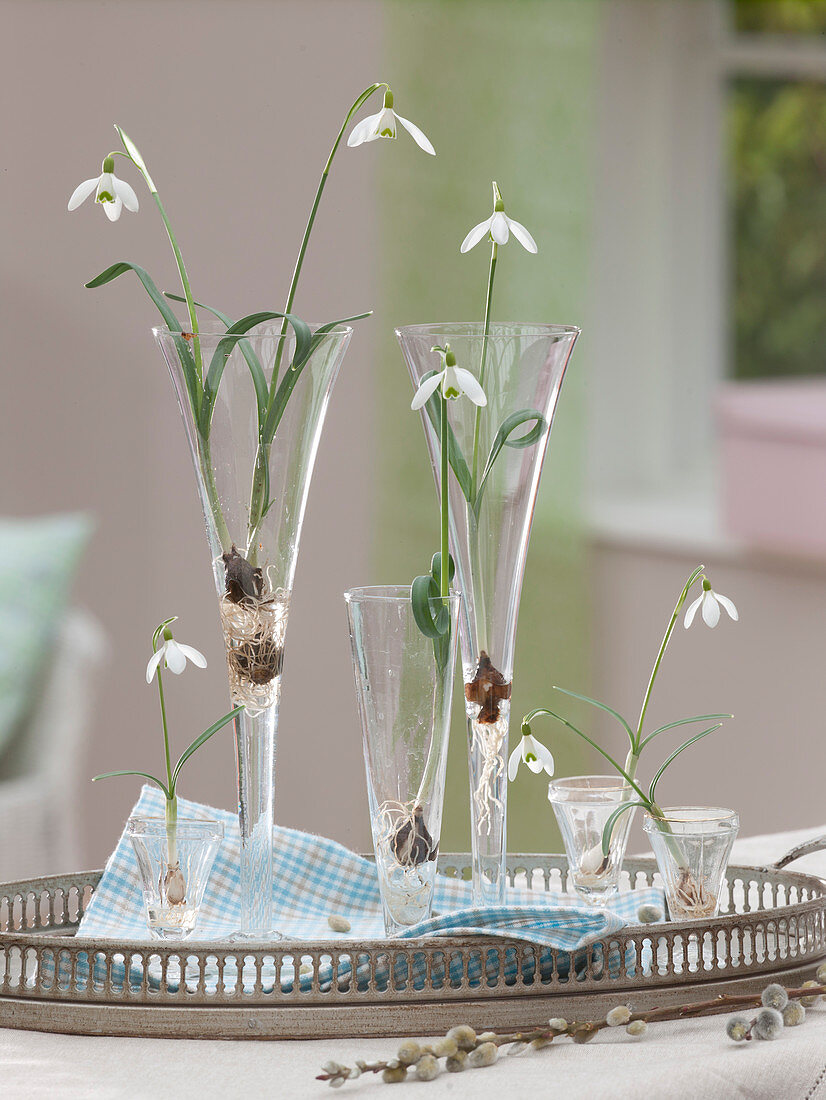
left=152, top=322, right=354, bottom=341
left=642, top=807, right=739, bottom=828
left=344, top=584, right=461, bottom=603
left=395, top=321, right=581, bottom=340
left=127, top=816, right=224, bottom=838
left=548, top=774, right=633, bottom=793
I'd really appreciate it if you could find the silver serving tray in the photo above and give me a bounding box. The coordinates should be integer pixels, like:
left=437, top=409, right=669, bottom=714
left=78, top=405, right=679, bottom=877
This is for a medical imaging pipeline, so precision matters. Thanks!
left=0, top=854, right=823, bottom=1039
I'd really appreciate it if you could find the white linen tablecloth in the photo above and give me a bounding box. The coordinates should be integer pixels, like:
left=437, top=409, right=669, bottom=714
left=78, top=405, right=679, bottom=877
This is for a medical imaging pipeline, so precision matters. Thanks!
left=2, top=825, right=826, bottom=1100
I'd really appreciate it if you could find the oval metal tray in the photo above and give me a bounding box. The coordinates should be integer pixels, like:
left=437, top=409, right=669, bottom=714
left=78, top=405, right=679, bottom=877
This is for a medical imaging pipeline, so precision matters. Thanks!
left=0, top=854, right=823, bottom=1039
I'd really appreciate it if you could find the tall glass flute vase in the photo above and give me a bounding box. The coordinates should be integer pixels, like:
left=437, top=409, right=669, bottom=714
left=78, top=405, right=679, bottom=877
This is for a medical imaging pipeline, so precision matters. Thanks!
left=155, top=322, right=352, bottom=937
left=397, top=323, right=579, bottom=907
left=345, top=587, right=460, bottom=935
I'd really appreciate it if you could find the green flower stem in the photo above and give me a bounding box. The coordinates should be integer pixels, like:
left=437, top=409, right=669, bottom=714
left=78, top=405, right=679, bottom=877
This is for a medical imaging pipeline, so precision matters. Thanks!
left=467, top=240, right=497, bottom=659
left=165, top=791, right=178, bottom=867
left=113, top=137, right=204, bottom=393
left=155, top=652, right=178, bottom=865
left=626, top=564, right=705, bottom=773
left=470, top=240, right=497, bottom=490
left=114, top=133, right=231, bottom=551
left=440, top=395, right=449, bottom=602
left=150, top=191, right=203, bottom=385
left=156, top=665, right=173, bottom=796
left=243, top=83, right=387, bottom=557
left=265, top=82, right=387, bottom=394
left=199, top=434, right=231, bottom=552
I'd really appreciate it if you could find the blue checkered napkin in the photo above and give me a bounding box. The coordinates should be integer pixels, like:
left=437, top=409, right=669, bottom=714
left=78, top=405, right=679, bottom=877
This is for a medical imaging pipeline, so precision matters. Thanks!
left=67, top=786, right=663, bottom=993
left=79, top=785, right=661, bottom=946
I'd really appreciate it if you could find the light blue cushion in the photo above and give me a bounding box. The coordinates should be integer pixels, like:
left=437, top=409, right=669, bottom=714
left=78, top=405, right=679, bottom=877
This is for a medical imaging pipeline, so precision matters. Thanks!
left=0, top=514, right=91, bottom=757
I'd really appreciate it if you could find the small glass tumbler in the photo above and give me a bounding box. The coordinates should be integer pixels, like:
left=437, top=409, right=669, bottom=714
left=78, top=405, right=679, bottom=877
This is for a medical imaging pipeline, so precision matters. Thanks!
left=127, top=817, right=223, bottom=940
left=548, top=776, right=636, bottom=905
left=344, top=586, right=460, bottom=935
left=643, top=807, right=739, bottom=920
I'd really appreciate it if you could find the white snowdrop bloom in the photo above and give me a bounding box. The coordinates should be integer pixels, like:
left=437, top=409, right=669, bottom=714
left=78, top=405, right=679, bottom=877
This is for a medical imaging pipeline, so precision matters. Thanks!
left=410, top=345, right=487, bottom=409
left=68, top=156, right=139, bottom=222
left=684, top=579, right=739, bottom=629
left=460, top=181, right=538, bottom=254
left=507, top=732, right=555, bottom=781
left=347, top=90, right=435, bottom=155
left=146, top=634, right=207, bottom=683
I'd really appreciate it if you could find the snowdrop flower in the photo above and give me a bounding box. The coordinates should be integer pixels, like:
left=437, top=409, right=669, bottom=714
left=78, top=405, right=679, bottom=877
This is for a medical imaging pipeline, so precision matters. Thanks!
left=461, top=181, right=538, bottom=254
left=347, top=89, right=435, bottom=155
left=146, top=627, right=207, bottom=683
left=411, top=344, right=487, bottom=410
left=507, top=729, right=554, bottom=781
left=684, top=578, right=739, bottom=629
left=68, top=156, right=139, bottom=222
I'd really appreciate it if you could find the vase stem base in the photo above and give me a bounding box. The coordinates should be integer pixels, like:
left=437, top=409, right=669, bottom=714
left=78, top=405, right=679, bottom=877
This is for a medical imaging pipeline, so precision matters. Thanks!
left=228, top=929, right=284, bottom=943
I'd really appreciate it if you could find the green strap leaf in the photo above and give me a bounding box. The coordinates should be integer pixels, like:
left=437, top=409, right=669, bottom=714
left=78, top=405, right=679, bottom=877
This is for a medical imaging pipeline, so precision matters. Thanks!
left=261, top=313, right=369, bottom=445
left=86, top=262, right=200, bottom=419
left=411, top=553, right=454, bottom=639
left=291, top=311, right=370, bottom=372
left=475, top=409, right=545, bottom=515
left=205, top=312, right=306, bottom=403
left=601, top=801, right=648, bottom=857
left=92, top=770, right=170, bottom=801
left=171, top=705, right=244, bottom=791
left=86, top=262, right=181, bottom=331
left=419, top=372, right=473, bottom=502
left=553, top=686, right=636, bottom=749
left=648, top=723, right=724, bottom=805
left=527, top=708, right=649, bottom=803
left=638, top=713, right=733, bottom=752
left=166, top=293, right=269, bottom=428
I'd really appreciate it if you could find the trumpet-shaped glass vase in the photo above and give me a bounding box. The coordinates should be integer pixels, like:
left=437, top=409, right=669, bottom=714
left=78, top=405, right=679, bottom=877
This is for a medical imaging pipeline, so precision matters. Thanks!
left=397, top=322, right=579, bottom=906
left=155, top=322, right=352, bottom=937
left=345, top=586, right=459, bottom=934
left=127, top=817, right=223, bottom=940
left=643, top=807, right=739, bottom=920
left=548, top=776, right=635, bottom=905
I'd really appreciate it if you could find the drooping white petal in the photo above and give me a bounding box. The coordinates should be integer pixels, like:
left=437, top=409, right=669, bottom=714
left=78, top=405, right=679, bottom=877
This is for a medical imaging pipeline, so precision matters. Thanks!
left=395, top=112, right=436, bottom=155
left=683, top=594, right=703, bottom=629
left=177, top=643, right=207, bottom=669
left=506, top=216, right=538, bottom=254
left=163, top=639, right=188, bottom=674
left=460, top=217, right=493, bottom=254
left=372, top=107, right=396, bottom=140
left=531, top=738, right=555, bottom=777
left=347, top=110, right=383, bottom=147
left=507, top=741, right=523, bottom=781
left=701, top=591, right=721, bottom=628
left=714, top=592, right=739, bottom=622
left=95, top=173, right=115, bottom=201
left=113, top=175, right=139, bottom=212
left=410, top=370, right=445, bottom=410
left=67, top=176, right=99, bottom=211
left=452, top=367, right=487, bottom=407
left=145, top=647, right=164, bottom=684
left=489, top=211, right=510, bottom=245
left=102, top=195, right=123, bottom=221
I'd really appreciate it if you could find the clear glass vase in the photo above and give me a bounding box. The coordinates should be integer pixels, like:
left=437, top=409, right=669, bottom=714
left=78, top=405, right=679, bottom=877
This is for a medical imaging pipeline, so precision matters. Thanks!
left=643, top=807, right=739, bottom=920
left=127, top=817, right=223, bottom=940
left=344, top=586, right=460, bottom=934
left=155, top=322, right=352, bottom=937
left=397, top=322, right=579, bottom=905
left=548, top=776, right=635, bottom=906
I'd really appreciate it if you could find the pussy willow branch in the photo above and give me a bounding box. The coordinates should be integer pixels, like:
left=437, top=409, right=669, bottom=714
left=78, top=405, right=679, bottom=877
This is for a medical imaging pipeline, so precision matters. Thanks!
left=317, top=983, right=826, bottom=1086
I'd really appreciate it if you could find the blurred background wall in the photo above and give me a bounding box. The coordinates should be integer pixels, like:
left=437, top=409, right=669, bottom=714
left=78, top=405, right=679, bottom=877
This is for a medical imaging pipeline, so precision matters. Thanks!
left=1, top=0, right=825, bottom=875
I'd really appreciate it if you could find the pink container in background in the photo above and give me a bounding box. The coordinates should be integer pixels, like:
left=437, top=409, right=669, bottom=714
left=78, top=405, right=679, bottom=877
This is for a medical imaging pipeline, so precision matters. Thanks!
left=718, top=379, right=826, bottom=557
